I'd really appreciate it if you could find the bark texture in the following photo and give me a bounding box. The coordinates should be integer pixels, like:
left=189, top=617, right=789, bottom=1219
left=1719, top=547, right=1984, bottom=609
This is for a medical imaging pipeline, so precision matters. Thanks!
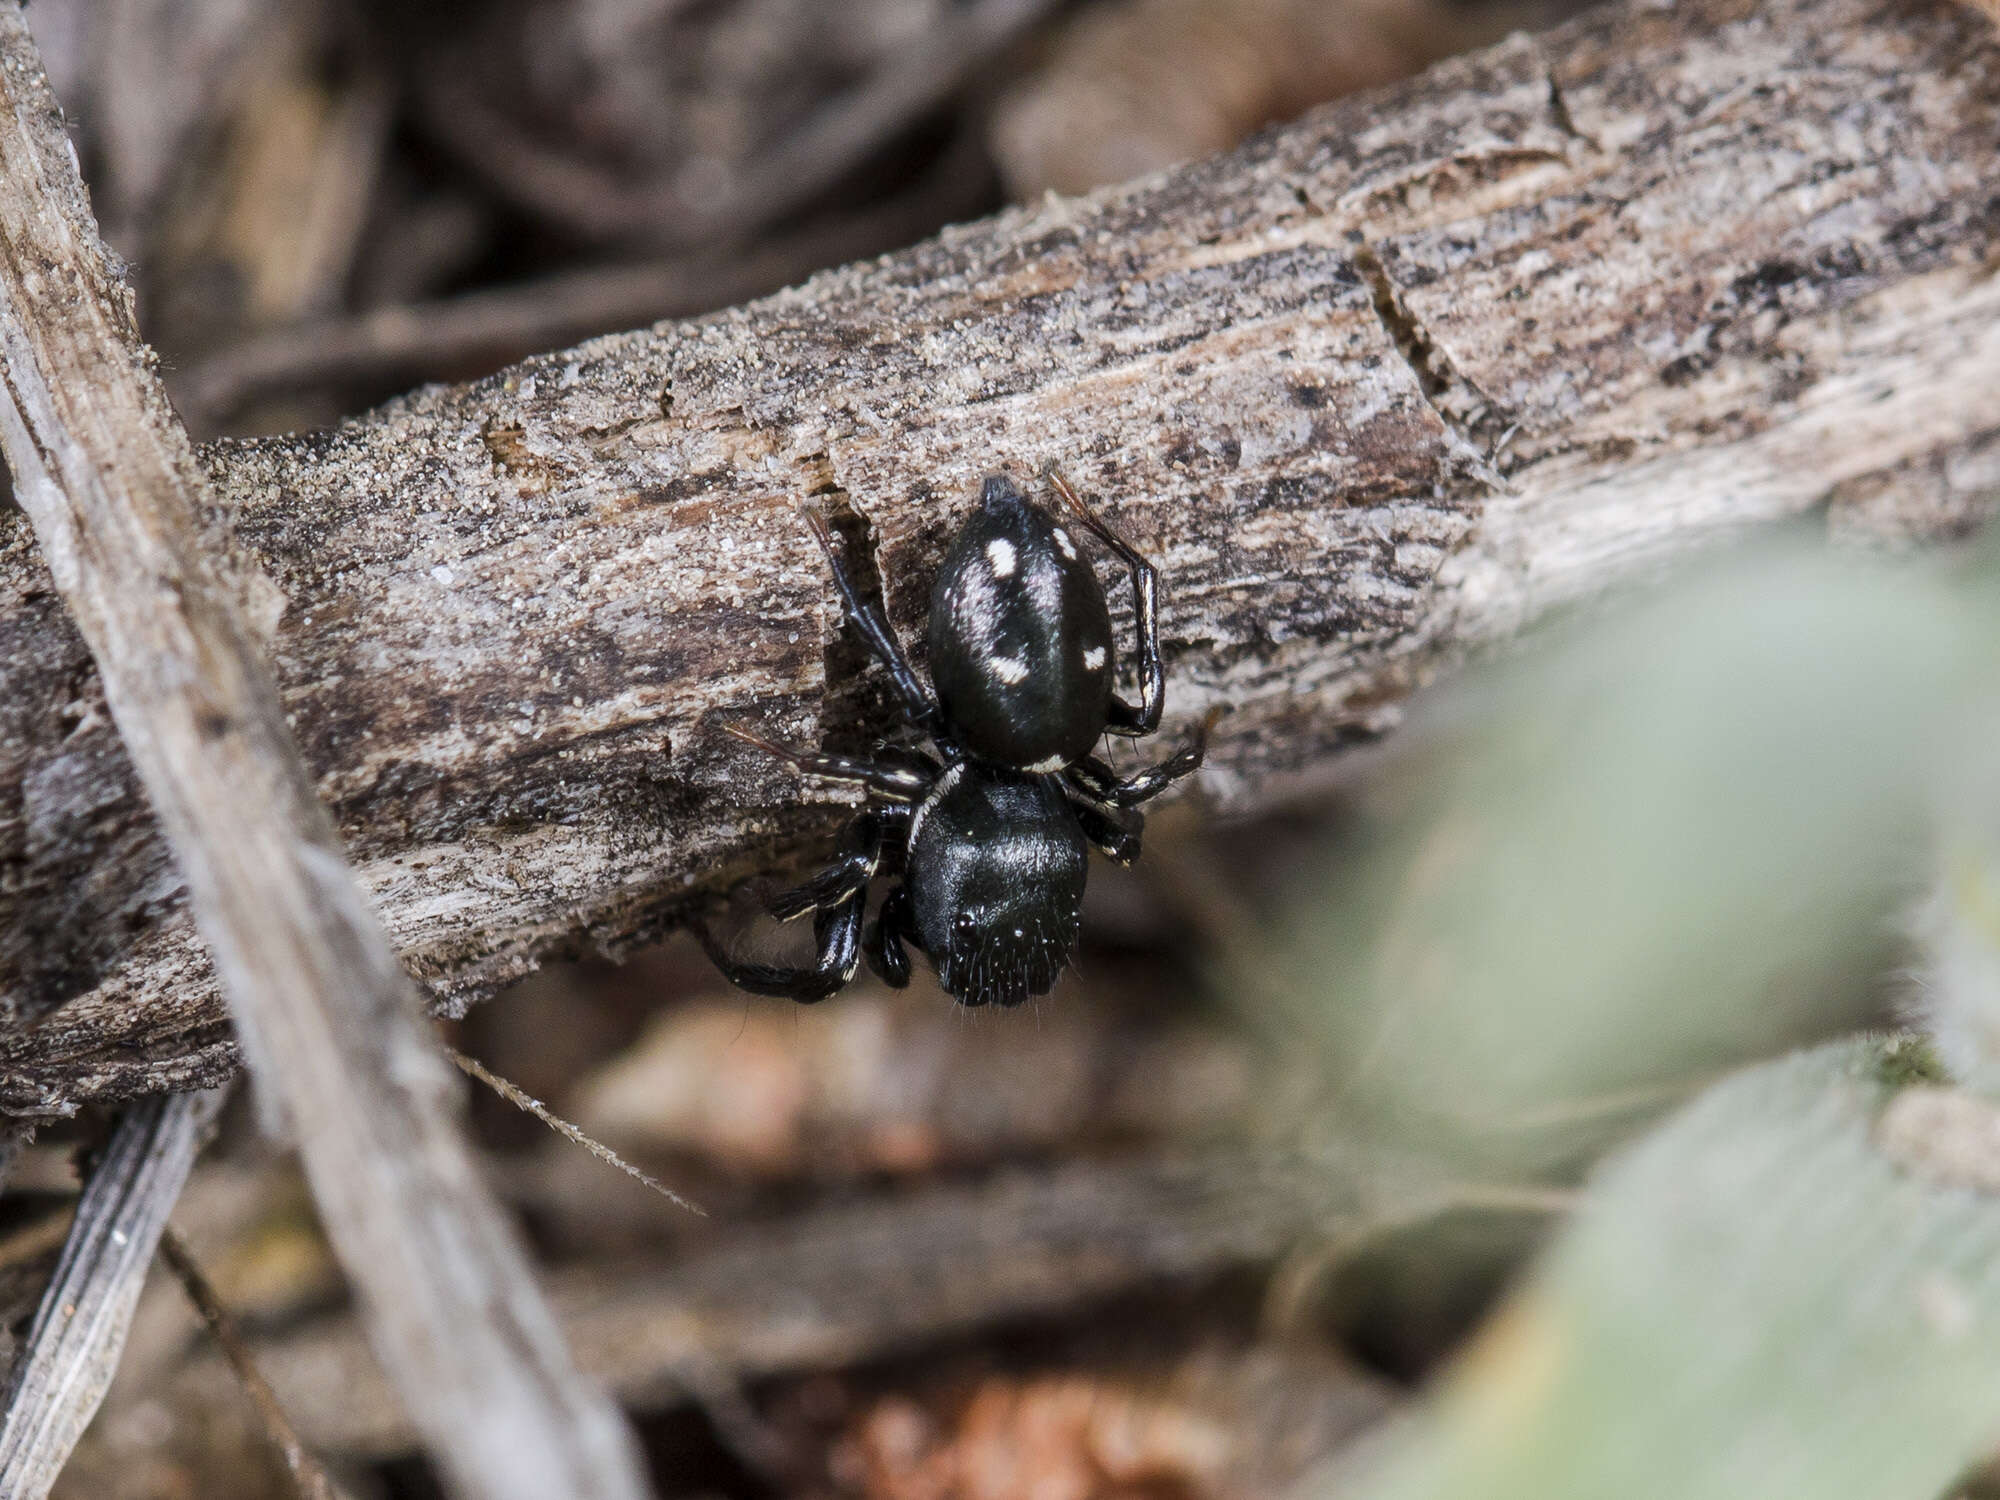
left=4, top=0, right=1999, bottom=1111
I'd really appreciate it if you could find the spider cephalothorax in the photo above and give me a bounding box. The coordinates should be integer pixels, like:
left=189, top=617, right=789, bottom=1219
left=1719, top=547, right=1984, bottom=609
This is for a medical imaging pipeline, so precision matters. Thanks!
left=703, top=471, right=1205, bottom=1008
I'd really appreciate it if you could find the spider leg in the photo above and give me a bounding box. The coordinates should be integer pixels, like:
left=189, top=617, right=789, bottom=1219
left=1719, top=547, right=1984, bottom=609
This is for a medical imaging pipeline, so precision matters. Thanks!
left=725, top=725, right=933, bottom=802
left=1070, top=799, right=1143, bottom=866
left=864, top=883, right=919, bottom=988
left=701, top=892, right=867, bottom=1003
left=700, top=813, right=891, bottom=1003
left=765, top=808, right=905, bottom=920
left=1065, top=756, right=1118, bottom=802
left=1063, top=712, right=1209, bottom=809
left=1045, top=469, right=1163, bottom=738
left=802, top=507, right=943, bottom=736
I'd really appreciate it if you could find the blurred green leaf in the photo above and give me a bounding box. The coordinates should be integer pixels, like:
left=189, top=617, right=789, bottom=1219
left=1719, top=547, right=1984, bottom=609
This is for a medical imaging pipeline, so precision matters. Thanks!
left=1274, top=541, right=1998, bottom=1176
left=1331, top=1037, right=2000, bottom=1500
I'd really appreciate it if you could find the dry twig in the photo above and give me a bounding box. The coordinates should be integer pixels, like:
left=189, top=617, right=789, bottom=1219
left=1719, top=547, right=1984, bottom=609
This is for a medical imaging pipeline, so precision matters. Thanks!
left=0, top=1119, right=31, bottom=1197
left=2, top=0, right=1998, bottom=1112
left=0, top=1092, right=223, bottom=1498
left=420, top=0, right=1056, bottom=247
left=157, top=1227, right=348, bottom=1500
left=178, top=129, right=998, bottom=425
left=164, top=1145, right=1459, bottom=1456
left=447, top=1046, right=703, bottom=1217
left=0, top=8, right=650, bottom=1497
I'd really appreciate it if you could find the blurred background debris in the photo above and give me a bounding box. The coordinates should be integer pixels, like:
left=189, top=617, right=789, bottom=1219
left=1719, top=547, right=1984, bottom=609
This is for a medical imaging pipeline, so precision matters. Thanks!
left=987, top=0, right=1563, bottom=197
left=27, top=0, right=1598, bottom=439
left=14, top=0, right=2000, bottom=1496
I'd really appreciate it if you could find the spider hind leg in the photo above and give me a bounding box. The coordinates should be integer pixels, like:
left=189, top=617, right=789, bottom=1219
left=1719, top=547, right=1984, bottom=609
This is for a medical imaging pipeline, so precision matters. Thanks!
left=802, top=508, right=943, bottom=737
left=1045, top=469, right=1164, bottom=737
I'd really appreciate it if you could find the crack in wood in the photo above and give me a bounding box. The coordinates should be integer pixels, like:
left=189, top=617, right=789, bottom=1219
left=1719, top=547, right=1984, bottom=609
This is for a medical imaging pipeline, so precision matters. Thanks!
left=1543, top=67, right=1598, bottom=154
left=1350, top=239, right=1509, bottom=493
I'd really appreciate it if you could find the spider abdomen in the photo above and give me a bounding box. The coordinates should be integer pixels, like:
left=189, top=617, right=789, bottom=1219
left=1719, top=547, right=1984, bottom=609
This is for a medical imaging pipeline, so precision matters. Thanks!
left=906, top=762, right=1087, bottom=1006
left=927, top=474, right=1116, bottom=772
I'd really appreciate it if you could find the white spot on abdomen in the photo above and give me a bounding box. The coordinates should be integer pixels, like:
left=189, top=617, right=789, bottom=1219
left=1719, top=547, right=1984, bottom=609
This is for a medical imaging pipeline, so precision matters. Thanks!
left=1025, top=754, right=1068, bottom=773
left=1053, top=527, right=1077, bottom=560
left=986, top=538, right=1017, bottom=577
left=1082, top=646, right=1107, bottom=670
left=990, top=654, right=1029, bottom=685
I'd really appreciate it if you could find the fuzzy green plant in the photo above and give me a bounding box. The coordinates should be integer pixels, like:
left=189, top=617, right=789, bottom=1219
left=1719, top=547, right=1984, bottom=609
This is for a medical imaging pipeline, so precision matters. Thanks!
left=1332, top=1037, right=2000, bottom=1500
left=1277, top=537, right=1999, bottom=1178
left=1262, top=530, right=2000, bottom=1498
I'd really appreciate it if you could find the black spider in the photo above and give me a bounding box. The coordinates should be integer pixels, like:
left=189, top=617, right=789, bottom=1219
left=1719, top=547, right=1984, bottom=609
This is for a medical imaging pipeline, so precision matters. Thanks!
left=703, top=470, right=1207, bottom=1007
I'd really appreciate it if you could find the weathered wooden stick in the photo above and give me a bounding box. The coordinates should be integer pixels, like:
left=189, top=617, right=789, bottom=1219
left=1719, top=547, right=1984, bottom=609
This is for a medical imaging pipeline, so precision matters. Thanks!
left=3, top=0, right=1998, bottom=1112
left=154, top=1146, right=1456, bottom=1457
left=0, top=9, right=653, bottom=1498
left=0, top=1092, right=220, bottom=1498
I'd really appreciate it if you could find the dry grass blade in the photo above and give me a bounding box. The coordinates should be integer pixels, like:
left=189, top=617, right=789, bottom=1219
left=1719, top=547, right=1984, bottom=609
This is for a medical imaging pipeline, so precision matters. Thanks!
left=0, top=7, right=652, bottom=1496
left=157, top=1228, right=348, bottom=1500
left=448, top=1048, right=703, bottom=1217
left=0, top=1091, right=223, bottom=1499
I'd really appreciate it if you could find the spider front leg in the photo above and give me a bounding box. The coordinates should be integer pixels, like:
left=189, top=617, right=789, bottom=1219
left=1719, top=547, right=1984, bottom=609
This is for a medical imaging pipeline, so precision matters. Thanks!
left=864, top=883, right=920, bottom=988
left=699, top=883, right=867, bottom=1003
left=700, top=809, right=900, bottom=1003
left=1071, top=800, right=1143, bottom=866
left=1045, top=469, right=1163, bottom=737
left=1064, top=712, right=1209, bottom=809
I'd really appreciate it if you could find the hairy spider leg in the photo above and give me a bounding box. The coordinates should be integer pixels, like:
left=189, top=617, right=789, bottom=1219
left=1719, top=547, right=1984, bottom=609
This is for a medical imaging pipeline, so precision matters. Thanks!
left=765, top=806, right=912, bottom=920
left=1069, top=799, right=1142, bottom=866
left=1063, top=708, right=1212, bottom=808
left=1044, top=469, right=1163, bottom=737
left=723, top=724, right=935, bottom=805
left=864, top=883, right=920, bottom=988
left=699, top=811, right=898, bottom=1002
left=802, top=507, right=945, bottom=739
